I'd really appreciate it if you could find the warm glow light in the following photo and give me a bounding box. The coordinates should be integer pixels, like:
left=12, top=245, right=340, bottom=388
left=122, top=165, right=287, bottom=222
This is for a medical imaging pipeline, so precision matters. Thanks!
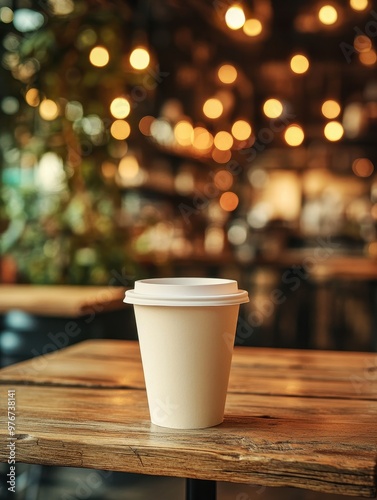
left=214, top=170, right=233, bottom=190
left=218, top=64, right=237, bottom=84
left=318, top=5, right=338, bottom=25
left=203, top=98, right=223, bottom=119
left=25, top=88, right=40, bottom=107
left=89, top=46, right=109, bottom=67
left=129, top=47, right=150, bottom=70
left=39, top=99, right=59, bottom=120
left=324, top=121, right=344, bottom=141
left=321, top=100, right=341, bottom=119
left=231, top=120, right=252, bottom=140
left=220, top=192, right=239, bottom=211
left=243, top=19, right=262, bottom=36
left=119, top=155, right=139, bottom=180
left=212, top=148, right=232, bottom=163
left=174, top=120, right=194, bottom=146
left=225, top=5, right=246, bottom=30
left=139, top=115, right=154, bottom=136
left=263, top=98, right=283, bottom=118
left=359, top=50, right=377, bottom=65
left=350, top=0, right=368, bottom=11
left=110, top=97, right=130, bottom=119
left=214, top=131, right=234, bottom=151
left=110, top=120, right=131, bottom=140
left=191, top=127, right=213, bottom=150
left=352, top=158, right=374, bottom=177
left=284, top=124, right=304, bottom=146
left=290, top=54, right=310, bottom=74
left=354, top=35, right=372, bottom=52
left=101, top=161, right=117, bottom=179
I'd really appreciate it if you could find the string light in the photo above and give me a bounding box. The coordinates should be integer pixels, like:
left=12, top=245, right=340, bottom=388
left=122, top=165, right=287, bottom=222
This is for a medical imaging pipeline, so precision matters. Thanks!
left=263, top=98, right=283, bottom=118
left=220, top=191, right=239, bottom=211
left=284, top=124, right=304, bottom=146
left=214, top=131, right=234, bottom=151
left=324, top=121, right=344, bottom=141
left=350, top=0, right=368, bottom=11
left=203, top=98, right=223, bottom=119
left=89, top=46, right=109, bottom=67
left=214, top=170, right=233, bottom=190
left=231, top=120, right=252, bottom=140
left=243, top=19, right=262, bottom=36
left=321, top=100, right=341, bottom=119
left=110, top=120, right=131, bottom=140
left=359, top=50, right=377, bottom=65
left=192, top=127, right=213, bottom=150
left=39, top=99, right=59, bottom=120
left=352, top=158, right=374, bottom=177
left=139, top=116, right=154, bottom=136
left=354, top=35, right=372, bottom=53
left=129, top=47, right=150, bottom=70
left=318, top=5, right=338, bottom=25
left=25, top=88, right=40, bottom=107
left=290, top=54, right=310, bottom=74
left=110, top=97, right=130, bottom=119
left=174, top=120, right=194, bottom=146
left=212, top=148, right=232, bottom=163
left=225, top=5, right=246, bottom=30
left=217, top=64, right=237, bottom=84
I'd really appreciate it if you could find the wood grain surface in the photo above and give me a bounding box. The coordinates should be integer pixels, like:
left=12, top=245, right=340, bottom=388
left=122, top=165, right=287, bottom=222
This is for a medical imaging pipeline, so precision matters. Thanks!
left=0, top=340, right=376, bottom=497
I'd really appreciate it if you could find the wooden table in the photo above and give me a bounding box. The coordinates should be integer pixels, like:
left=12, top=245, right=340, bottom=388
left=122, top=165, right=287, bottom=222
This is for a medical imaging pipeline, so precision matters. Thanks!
left=0, top=285, right=129, bottom=317
left=0, top=340, right=376, bottom=499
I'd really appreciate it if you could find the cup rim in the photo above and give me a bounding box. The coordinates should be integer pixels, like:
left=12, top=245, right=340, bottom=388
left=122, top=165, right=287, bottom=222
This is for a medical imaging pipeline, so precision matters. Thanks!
left=124, top=277, right=249, bottom=306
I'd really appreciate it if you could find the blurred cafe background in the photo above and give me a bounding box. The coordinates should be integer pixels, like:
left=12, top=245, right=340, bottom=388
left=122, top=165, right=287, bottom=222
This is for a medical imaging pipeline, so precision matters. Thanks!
left=2, top=0, right=377, bottom=365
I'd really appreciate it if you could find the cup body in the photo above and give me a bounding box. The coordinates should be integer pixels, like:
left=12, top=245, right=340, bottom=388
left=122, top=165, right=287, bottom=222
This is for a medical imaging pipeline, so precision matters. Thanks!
left=124, top=278, right=248, bottom=429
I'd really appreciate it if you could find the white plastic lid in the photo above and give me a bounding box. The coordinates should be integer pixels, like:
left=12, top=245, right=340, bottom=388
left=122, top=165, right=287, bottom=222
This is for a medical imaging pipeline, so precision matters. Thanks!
left=124, top=277, right=249, bottom=307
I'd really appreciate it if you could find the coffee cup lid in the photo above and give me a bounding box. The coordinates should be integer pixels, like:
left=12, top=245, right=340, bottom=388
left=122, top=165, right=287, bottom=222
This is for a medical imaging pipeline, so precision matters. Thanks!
left=124, top=277, right=249, bottom=306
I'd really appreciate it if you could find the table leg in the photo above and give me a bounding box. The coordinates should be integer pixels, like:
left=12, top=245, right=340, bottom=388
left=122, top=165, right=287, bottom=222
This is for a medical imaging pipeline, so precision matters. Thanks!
left=186, top=478, right=216, bottom=500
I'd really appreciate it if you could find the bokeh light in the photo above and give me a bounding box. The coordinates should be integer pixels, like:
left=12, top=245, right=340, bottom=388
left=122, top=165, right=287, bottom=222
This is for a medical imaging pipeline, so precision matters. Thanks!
left=129, top=47, right=150, bottom=70
left=359, top=50, right=377, bottom=66
left=0, top=7, right=13, bottom=23
left=39, top=99, right=59, bottom=120
left=217, top=64, right=237, bottom=84
left=214, top=170, right=234, bottom=190
left=220, top=191, right=239, bottom=211
left=354, top=35, right=372, bottom=53
left=139, top=115, right=154, bottom=136
left=318, top=5, right=338, bottom=25
left=174, top=120, right=194, bottom=146
left=119, top=155, right=140, bottom=180
left=290, top=54, right=310, bottom=74
left=212, top=148, right=232, bottom=163
left=284, top=124, right=304, bottom=146
left=352, top=158, right=374, bottom=177
left=110, top=120, right=131, bottom=140
left=225, top=5, right=246, bottom=30
left=1, top=97, right=19, bottom=114
left=350, top=0, right=368, bottom=11
left=263, top=98, right=283, bottom=118
left=243, top=19, right=262, bottom=36
left=191, top=127, right=213, bottom=150
left=324, top=121, right=344, bottom=141
left=89, top=46, right=109, bottom=67
left=110, top=97, right=130, bottom=119
left=321, top=100, right=341, bottom=119
left=231, top=120, right=252, bottom=140
left=214, top=131, right=234, bottom=151
left=203, top=98, right=223, bottom=119
left=25, top=88, right=40, bottom=107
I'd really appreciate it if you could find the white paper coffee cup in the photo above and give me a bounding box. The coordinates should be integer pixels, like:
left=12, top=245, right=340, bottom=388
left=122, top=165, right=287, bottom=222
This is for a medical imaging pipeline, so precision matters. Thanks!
left=124, top=278, right=249, bottom=429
